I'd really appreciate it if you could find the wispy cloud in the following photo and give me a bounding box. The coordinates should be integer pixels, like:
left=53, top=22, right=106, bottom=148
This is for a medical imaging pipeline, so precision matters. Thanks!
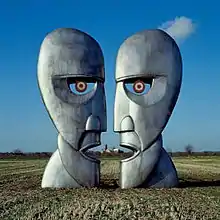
left=158, top=16, right=196, bottom=42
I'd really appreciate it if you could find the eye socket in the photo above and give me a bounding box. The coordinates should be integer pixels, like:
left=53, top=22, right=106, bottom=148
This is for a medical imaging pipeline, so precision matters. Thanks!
left=124, top=79, right=152, bottom=95
left=67, top=78, right=96, bottom=95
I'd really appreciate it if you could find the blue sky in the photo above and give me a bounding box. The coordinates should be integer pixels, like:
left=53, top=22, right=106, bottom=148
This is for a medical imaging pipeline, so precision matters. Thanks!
left=0, top=0, right=219, bottom=152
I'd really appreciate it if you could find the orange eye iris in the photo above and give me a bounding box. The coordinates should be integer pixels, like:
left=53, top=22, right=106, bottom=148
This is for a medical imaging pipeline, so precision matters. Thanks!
left=75, top=81, right=87, bottom=92
left=133, top=80, right=145, bottom=93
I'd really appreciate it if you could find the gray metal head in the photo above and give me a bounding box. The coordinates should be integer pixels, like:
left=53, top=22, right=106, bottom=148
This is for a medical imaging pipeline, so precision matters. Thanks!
left=114, top=29, right=182, bottom=153
left=37, top=28, right=107, bottom=155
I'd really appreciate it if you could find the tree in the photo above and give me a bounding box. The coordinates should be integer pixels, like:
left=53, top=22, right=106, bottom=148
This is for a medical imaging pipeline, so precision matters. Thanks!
left=12, top=148, right=23, bottom=154
left=104, top=144, right=108, bottom=151
left=166, top=148, right=172, bottom=157
left=185, top=144, right=194, bottom=155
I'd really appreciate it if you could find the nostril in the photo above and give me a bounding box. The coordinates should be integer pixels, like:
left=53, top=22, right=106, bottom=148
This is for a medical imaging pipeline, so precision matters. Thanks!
left=85, top=115, right=101, bottom=131
left=120, top=116, right=134, bottom=131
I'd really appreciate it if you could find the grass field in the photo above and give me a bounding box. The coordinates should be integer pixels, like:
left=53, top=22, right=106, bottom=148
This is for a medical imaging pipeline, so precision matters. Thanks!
left=0, top=156, right=219, bottom=220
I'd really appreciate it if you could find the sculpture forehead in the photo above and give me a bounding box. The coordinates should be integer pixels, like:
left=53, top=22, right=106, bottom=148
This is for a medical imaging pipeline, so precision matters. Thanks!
left=115, top=29, right=182, bottom=82
left=38, top=28, right=104, bottom=80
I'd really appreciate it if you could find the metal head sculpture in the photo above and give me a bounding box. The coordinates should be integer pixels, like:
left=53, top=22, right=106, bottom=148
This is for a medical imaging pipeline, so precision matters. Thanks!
left=114, top=29, right=182, bottom=188
left=37, top=28, right=107, bottom=188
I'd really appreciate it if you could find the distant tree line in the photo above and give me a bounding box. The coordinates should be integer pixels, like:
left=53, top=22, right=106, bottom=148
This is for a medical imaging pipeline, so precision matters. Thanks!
left=0, top=145, right=219, bottom=159
left=0, top=151, right=220, bottom=159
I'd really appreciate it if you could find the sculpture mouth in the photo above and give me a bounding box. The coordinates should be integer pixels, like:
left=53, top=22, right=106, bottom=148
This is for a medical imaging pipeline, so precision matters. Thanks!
left=80, top=143, right=101, bottom=161
left=79, top=132, right=101, bottom=162
left=120, top=143, right=140, bottom=162
left=119, top=131, right=141, bottom=161
left=120, top=142, right=138, bottom=152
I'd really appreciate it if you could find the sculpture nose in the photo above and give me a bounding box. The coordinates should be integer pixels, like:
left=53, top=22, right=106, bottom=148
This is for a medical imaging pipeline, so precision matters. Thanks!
left=85, top=115, right=101, bottom=131
left=120, top=116, right=134, bottom=132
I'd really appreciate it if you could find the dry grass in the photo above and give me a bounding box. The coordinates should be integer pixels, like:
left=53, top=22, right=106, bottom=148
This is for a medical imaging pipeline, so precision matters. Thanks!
left=0, top=156, right=219, bottom=220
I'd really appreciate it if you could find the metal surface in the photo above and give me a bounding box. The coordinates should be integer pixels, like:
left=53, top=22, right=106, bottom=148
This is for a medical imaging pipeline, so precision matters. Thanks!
left=114, top=29, right=182, bottom=188
left=37, top=28, right=107, bottom=188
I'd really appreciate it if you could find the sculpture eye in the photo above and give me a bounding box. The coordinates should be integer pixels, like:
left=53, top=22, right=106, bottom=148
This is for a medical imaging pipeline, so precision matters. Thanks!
left=75, top=81, right=87, bottom=92
left=68, top=79, right=95, bottom=95
left=125, top=79, right=152, bottom=95
left=133, top=80, right=145, bottom=93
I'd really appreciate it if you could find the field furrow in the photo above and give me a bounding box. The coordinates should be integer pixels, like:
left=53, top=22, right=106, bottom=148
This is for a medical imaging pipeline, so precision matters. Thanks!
left=0, top=156, right=219, bottom=220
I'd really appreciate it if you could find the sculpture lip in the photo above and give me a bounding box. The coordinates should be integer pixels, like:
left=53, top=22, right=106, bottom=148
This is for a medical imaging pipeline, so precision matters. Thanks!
left=120, top=142, right=138, bottom=152
left=80, top=142, right=101, bottom=162
left=77, top=131, right=101, bottom=162
left=119, top=130, right=141, bottom=151
left=120, top=142, right=140, bottom=162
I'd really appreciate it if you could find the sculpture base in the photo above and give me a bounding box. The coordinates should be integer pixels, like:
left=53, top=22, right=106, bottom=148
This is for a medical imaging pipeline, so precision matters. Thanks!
left=119, top=141, right=178, bottom=189
left=41, top=149, right=82, bottom=188
left=41, top=135, right=100, bottom=188
left=142, top=147, right=179, bottom=188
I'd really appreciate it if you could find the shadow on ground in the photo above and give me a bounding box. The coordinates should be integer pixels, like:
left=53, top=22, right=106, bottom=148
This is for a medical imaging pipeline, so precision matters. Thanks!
left=179, top=179, right=220, bottom=188
left=99, top=179, right=119, bottom=189
left=99, top=178, right=220, bottom=189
